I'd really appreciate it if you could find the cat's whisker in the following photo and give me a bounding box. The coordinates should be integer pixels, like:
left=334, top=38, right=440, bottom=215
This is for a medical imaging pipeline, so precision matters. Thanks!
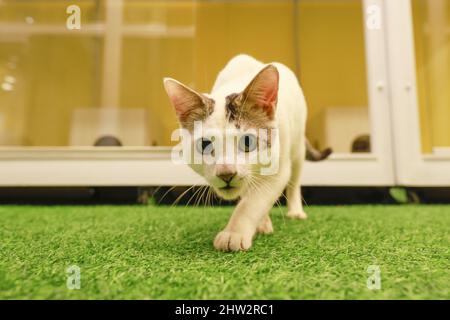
left=183, top=187, right=200, bottom=207
left=152, top=185, right=162, bottom=196
left=207, top=187, right=215, bottom=207
left=249, top=175, right=285, bottom=214
left=251, top=175, right=285, bottom=218
left=206, top=186, right=214, bottom=207
left=201, top=187, right=210, bottom=223
left=196, top=185, right=210, bottom=208
left=188, top=186, right=202, bottom=207
left=162, top=55, right=327, bottom=252
left=192, top=186, right=203, bottom=208
left=203, top=187, right=210, bottom=209
left=301, top=193, right=309, bottom=208
left=171, top=184, right=197, bottom=207
left=244, top=176, right=282, bottom=213
left=247, top=179, right=282, bottom=220
left=172, top=177, right=205, bottom=207
left=158, top=186, right=178, bottom=205
left=197, top=185, right=210, bottom=207
left=186, top=185, right=207, bottom=207
left=199, top=185, right=208, bottom=209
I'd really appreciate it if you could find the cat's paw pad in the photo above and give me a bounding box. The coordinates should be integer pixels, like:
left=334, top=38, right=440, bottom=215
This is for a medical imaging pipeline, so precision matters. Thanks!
left=257, top=216, right=273, bottom=234
left=287, top=211, right=308, bottom=220
left=214, top=230, right=252, bottom=252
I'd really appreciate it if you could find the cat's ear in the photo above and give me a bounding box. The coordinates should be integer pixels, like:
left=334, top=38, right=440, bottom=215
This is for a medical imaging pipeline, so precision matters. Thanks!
left=240, top=65, right=279, bottom=119
left=163, top=78, right=214, bottom=129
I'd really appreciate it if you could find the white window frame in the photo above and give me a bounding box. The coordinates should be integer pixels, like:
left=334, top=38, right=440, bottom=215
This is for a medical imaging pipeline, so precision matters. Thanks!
left=385, top=0, right=450, bottom=186
left=290, top=0, right=395, bottom=186
left=0, top=0, right=396, bottom=187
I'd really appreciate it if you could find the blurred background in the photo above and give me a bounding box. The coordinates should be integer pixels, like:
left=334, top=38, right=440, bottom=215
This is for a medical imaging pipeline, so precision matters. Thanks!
left=1, top=0, right=448, bottom=151
left=1, top=2, right=448, bottom=302
left=0, top=0, right=449, bottom=202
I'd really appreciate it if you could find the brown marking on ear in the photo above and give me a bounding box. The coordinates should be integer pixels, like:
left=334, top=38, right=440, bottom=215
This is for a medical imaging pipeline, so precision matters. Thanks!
left=178, top=96, right=215, bottom=131
left=163, top=78, right=215, bottom=131
left=225, top=93, right=239, bottom=123
left=225, top=92, right=274, bottom=129
left=225, top=65, right=279, bottom=129
left=241, top=64, right=279, bottom=120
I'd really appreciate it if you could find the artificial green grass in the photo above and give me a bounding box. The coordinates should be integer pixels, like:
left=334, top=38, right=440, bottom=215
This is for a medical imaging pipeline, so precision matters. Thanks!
left=0, top=204, right=448, bottom=299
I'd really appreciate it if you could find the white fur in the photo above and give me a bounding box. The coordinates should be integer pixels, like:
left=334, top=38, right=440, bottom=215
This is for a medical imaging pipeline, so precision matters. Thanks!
left=164, top=54, right=308, bottom=251
left=209, top=55, right=308, bottom=251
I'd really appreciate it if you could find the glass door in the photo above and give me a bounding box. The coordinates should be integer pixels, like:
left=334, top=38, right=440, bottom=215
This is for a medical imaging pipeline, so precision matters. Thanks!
left=0, top=0, right=105, bottom=147
left=412, top=0, right=450, bottom=156
left=386, top=0, right=450, bottom=186
left=0, top=0, right=201, bottom=186
left=0, top=0, right=395, bottom=186
left=0, top=0, right=196, bottom=148
left=294, top=0, right=394, bottom=185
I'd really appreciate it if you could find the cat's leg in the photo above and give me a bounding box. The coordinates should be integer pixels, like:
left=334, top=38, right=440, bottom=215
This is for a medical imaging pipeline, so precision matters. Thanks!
left=214, top=169, right=290, bottom=251
left=213, top=196, right=276, bottom=251
left=256, top=214, right=273, bottom=235
left=286, top=155, right=308, bottom=220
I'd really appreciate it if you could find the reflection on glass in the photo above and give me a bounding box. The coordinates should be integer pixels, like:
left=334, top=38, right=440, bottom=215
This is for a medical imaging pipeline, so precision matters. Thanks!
left=297, top=0, right=369, bottom=153
left=412, top=0, right=450, bottom=154
left=0, top=0, right=103, bottom=147
left=0, top=0, right=370, bottom=151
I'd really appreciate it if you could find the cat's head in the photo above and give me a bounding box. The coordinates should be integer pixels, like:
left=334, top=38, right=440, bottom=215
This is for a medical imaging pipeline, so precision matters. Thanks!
left=163, top=65, right=279, bottom=200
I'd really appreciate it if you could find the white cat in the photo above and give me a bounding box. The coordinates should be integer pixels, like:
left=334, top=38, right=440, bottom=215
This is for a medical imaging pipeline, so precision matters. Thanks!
left=164, top=54, right=329, bottom=251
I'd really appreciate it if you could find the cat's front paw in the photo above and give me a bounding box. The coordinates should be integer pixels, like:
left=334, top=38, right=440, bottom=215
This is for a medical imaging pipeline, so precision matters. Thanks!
left=287, top=210, right=308, bottom=220
left=214, top=230, right=252, bottom=252
left=257, top=215, right=273, bottom=234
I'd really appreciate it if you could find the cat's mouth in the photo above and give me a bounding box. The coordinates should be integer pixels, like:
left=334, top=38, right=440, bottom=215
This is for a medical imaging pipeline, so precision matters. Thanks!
left=215, top=184, right=242, bottom=200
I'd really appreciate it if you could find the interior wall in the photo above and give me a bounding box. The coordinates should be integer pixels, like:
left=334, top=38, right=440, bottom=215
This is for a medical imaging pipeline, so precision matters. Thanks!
left=190, top=0, right=368, bottom=150
left=1, top=0, right=447, bottom=151
left=120, top=1, right=196, bottom=146
left=0, top=1, right=102, bottom=146
left=412, top=0, right=450, bottom=153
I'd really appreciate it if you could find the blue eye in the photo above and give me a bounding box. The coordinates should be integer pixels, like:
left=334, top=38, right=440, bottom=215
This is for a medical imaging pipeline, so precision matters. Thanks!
left=196, top=138, right=214, bottom=155
left=239, top=134, right=257, bottom=152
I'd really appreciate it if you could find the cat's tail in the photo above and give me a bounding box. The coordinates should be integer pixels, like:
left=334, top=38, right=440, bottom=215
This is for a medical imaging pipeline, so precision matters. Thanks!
left=305, top=138, right=332, bottom=161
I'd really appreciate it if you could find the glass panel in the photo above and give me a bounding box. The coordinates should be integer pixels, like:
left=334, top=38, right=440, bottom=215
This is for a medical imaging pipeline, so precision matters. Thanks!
left=122, top=0, right=370, bottom=151
left=298, top=0, right=370, bottom=153
left=0, top=0, right=103, bottom=147
left=121, top=0, right=196, bottom=147
left=0, top=0, right=104, bottom=24
left=412, top=0, right=450, bottom=155
left=0, top=0, right=370, bottom=151
left=123, top=0, right=194, bottom=27
left=3, top=37, right=102, bottom=147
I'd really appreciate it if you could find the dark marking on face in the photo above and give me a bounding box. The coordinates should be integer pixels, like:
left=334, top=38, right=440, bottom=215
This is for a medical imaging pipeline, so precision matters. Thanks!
left=180, top=96, right=215, bottom=131
left=225, top=93, right=240, bottom=125
left=225, top=92, right=274, bottom=130
left=225, top=93, right=275, bottom=148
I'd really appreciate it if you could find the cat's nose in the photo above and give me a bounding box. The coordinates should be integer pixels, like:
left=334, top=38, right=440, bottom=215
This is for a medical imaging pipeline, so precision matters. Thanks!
left=217, top=172, right=236, bottom=184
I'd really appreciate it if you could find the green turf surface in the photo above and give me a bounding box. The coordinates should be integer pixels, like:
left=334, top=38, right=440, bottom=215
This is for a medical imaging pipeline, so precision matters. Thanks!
left=0, top=204, right=448, bottom=299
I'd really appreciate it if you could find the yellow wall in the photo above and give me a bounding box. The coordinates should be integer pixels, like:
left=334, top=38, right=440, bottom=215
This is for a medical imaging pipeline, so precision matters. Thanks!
left=298, top=1, right=368, bottom=148
left=120, top=1, right=196, bottom=146
left=0, top=0, right=104, bottom=23
left=0, top=0, right=368, bottom=147
left=412, top=0, right=450, bottom=153
left=171, top=0, right=368, bottom=148
left=1, top=0, right=447, bottom=150
left=0, top=1, right=103, bottom=146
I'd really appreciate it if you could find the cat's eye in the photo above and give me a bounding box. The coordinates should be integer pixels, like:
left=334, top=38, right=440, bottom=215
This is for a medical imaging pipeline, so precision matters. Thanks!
left=196, top=138, right=214, bottom=155
left=238, top=134, right=257, bottom=153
